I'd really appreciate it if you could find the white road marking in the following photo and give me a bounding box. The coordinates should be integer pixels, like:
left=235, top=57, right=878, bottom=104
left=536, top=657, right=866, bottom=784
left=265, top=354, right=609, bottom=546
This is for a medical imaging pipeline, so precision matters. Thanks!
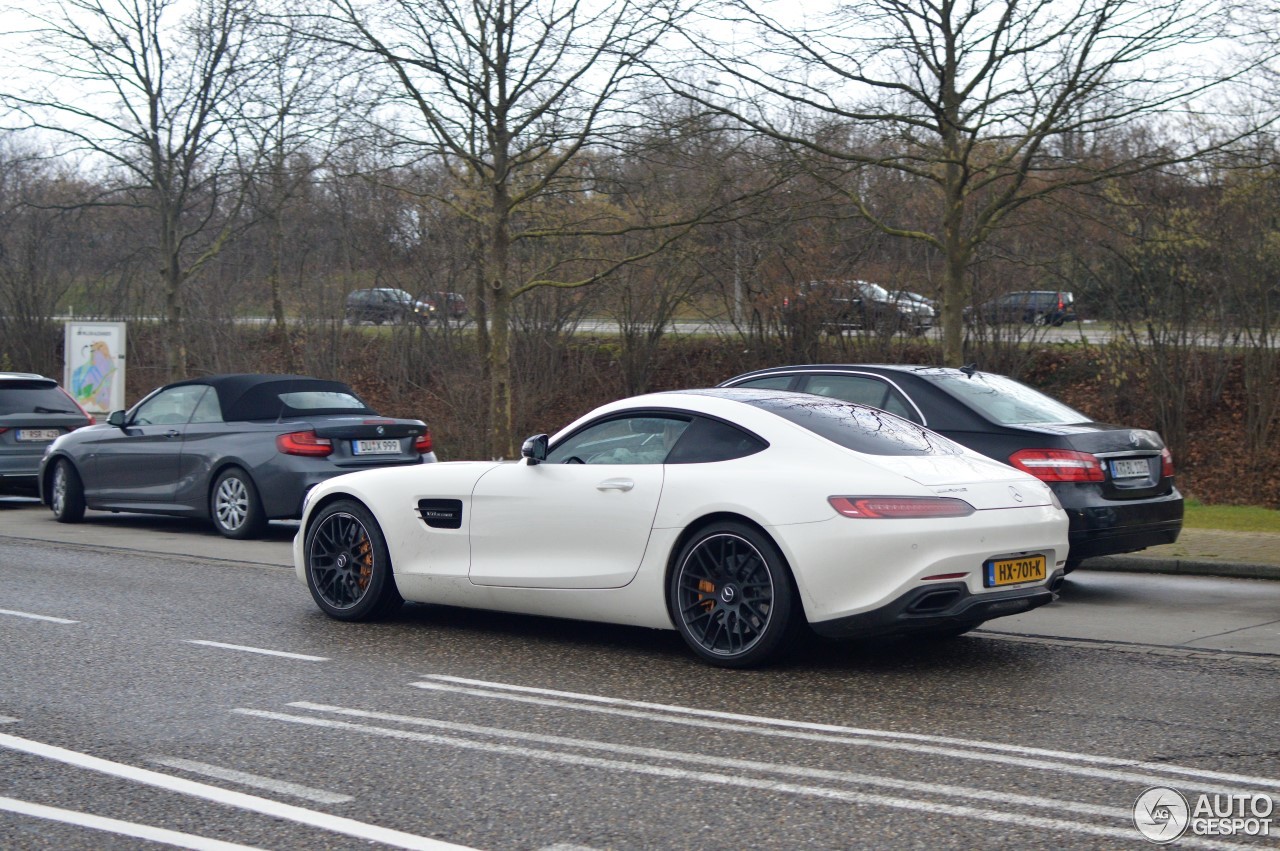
left=0, top=607, right=77, bottom=624
left=235, top=707, right=1252, bottom=850
left=0, top=716, right=18, bottom=724
left=0, top=732, right=474, bottom=851
left=285, top=701, right=1125, bottom=819
left=415, top=675, right=1280, bottom=792
left=184, top=640, right=328, bottom=662
left=0, top=795, right=260, bottom=850
left=150, top=757, right=354, bottom=805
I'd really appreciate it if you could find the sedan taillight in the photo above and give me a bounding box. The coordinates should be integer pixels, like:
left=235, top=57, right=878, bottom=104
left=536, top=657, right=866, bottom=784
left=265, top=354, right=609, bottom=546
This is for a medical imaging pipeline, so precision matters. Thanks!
left=277, top=430, right=333, bottom=457
left=1161, top=447, right=1175, bottom=478
left=414, top=431, right=433, bottom=455
left=829, top=496, right=976, bottom=518
left=1008, top=449, right=1104, bottom=483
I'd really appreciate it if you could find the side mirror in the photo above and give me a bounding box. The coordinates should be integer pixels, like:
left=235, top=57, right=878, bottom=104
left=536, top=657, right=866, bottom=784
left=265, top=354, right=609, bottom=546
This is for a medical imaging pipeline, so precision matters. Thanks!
left=520, top=433, right=548, bottom=465
left=107, top=410, right=127, bottom=428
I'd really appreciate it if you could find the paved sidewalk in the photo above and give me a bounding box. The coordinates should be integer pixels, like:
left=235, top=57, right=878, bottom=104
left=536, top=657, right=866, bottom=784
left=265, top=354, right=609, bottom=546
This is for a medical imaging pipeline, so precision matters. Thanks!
left=1081, top=527, right=1280, bottom=580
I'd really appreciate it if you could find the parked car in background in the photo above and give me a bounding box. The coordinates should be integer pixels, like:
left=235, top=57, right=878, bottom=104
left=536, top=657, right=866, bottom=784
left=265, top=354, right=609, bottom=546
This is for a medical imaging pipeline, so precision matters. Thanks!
left=345, top=288, right=436, bottom=325
left=296, top=388, right=1066, bottom=667
left=720, top=364, right=1182, bottom=570
left=784, top=280, right=935, bottom=336
left=40, top=374, right=435, bottom=538
left=0, top=373, right=94, bottom=496
left=967, top=291, right=1077, bottom=326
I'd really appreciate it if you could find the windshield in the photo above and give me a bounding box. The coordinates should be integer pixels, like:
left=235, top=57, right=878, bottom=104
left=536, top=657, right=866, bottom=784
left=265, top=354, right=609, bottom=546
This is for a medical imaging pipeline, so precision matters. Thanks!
left=929, top=372, right=1090, bottom=425
left=743, top=394, right=963, bottom=456
left=857, top=281, right=891, bottom=299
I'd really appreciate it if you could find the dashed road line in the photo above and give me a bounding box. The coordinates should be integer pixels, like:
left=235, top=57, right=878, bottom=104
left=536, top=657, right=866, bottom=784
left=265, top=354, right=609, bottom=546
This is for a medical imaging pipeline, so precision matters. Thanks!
left=0, top=607, right=77, bottom=624
left=150, top=757, right=354, bottom=805
left=184, top=640, right=328, bottom=662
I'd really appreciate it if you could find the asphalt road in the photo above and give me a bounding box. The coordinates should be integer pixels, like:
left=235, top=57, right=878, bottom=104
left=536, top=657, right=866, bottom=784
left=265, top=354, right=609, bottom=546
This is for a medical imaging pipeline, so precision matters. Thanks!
left=1, top=499, right=1278, bottom=850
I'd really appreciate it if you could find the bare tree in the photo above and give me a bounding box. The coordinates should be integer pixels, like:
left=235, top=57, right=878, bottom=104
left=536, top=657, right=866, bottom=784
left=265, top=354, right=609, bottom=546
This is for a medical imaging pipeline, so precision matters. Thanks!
left=671, top=0, right=1263, bottom=365
left=4, top=0, right=264, bottom=378
left=312, top=0, right=688, bottom=457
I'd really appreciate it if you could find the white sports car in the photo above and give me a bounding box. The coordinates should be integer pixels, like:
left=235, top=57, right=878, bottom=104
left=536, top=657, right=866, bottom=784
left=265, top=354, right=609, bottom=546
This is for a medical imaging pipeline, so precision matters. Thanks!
left=295, top=388, right=1069, bottom=667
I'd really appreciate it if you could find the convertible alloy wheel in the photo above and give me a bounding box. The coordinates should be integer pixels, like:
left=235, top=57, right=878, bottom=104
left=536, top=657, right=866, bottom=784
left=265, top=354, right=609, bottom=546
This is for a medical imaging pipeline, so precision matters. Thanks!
left=670, top=522, right=797, bottom=667
left=305, top=500, right=402, bottom=621
left=210, top=468, right=266, bottom=539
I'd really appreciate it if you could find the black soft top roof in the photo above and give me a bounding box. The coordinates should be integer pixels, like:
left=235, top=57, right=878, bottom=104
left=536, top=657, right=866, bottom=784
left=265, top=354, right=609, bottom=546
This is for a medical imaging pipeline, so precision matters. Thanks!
left=165, top=374, right=372, bottom=422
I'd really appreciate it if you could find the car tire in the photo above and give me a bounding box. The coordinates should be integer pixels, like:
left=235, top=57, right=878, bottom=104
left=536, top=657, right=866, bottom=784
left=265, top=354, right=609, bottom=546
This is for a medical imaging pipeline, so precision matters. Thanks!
left=304, top=499, right=403, bottom=621
left=210, top=467, right=268, bottom=539
left=668, top=521, right=800, bottom=668
left=49, top=459, right=86, bottom=523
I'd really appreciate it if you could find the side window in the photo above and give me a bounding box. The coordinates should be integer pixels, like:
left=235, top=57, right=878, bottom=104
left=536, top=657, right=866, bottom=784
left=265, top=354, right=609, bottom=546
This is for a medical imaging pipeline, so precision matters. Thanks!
left=799, top=375, right=921, bottom=424
left=546, top=415, right=691, bottom=465
left=189, top=387, right=223, bottom=424
left=131, top=385, right=208, bottom=426
left=733, top=376, right=796, bottom=390
left=666, top=417, right=767, bottom=464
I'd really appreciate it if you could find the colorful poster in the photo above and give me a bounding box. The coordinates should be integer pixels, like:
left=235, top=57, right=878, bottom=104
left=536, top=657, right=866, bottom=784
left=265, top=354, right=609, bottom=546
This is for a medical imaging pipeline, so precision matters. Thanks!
left=63, top=322, right=127, bottom=414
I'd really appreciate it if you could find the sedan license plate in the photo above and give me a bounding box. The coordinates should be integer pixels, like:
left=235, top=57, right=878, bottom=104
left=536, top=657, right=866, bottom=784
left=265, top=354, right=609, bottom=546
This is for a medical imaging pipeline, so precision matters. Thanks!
left=1111, top=458, right=1149, bottom=479
left=985, top=555, right=1047, bottom=588
left=16, top=428, right=60, bottom=442
left=353, top=438, right=401, bottom=455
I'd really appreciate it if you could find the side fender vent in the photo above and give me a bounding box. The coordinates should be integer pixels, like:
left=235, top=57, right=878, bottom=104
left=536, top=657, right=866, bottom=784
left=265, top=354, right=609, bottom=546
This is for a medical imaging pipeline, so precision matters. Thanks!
left=417, top=498, right=462, bottom=529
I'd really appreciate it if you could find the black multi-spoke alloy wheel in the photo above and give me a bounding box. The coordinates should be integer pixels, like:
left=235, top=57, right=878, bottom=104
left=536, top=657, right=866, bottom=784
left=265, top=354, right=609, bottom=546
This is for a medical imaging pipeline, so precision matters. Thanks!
left=210, top=467, right=267, bottom=539
left=50, top=459, right=86, bottom=523
left=669, top=521, right=799, bottom=667
left=305, top=500, right=402, bottom=621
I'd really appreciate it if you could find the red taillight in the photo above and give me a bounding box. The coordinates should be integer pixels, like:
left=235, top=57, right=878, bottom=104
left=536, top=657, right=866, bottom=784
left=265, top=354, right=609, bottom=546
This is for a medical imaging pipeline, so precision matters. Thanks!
left=414, top=431, right=433, bottom=454
left=276, top=430, right=333, bottom=457
left=1008, top=449, right=1104, bottom=483
left=829, top=496, right=976, bottom=518
left=1161, top=448, right=1174, bottom=478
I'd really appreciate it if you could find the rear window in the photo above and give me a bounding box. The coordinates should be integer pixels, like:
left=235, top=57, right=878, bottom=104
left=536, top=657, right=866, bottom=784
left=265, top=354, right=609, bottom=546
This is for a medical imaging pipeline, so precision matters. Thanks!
left=743, top=395, right=962, bottom=456
left=277, top=391, right=368, bottom=412
left=0, top=381, right=79, bottom=415
left=927, top=372, right=1089, bottom=425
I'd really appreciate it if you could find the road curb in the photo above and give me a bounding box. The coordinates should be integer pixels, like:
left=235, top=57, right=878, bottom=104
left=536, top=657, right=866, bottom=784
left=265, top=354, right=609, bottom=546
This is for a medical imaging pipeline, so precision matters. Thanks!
left=1080, top=555, right=1280, bottom=581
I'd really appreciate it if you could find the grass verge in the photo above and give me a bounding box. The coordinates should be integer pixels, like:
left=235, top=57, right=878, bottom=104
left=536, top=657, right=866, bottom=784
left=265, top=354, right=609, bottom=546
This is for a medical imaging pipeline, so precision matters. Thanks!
left=1183, top=500, right=1280, bottom=533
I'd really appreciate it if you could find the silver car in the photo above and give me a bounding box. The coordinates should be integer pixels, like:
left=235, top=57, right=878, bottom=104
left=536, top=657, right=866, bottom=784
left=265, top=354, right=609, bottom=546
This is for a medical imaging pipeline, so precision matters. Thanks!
left=39, top=374, right=436, bottom=538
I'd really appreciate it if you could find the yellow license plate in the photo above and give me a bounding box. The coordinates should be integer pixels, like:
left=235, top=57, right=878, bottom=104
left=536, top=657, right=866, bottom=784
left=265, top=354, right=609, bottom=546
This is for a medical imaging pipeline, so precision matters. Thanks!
left=985, top=555, right=1047, bottom=587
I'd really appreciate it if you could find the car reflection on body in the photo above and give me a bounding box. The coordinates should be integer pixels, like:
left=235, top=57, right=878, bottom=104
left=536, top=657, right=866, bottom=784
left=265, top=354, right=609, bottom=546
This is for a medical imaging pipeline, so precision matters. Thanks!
left=295, top=388, right=1068, bottom=667
left=39, top=374, right=435, bottom=538
left=720, top=364, right=1182, bottom=570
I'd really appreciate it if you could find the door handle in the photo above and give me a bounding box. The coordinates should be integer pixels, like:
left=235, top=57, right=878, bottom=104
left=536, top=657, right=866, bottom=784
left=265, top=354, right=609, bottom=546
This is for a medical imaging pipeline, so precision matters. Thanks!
left=596, top=478, right=635, bottom=492
left=165, top=429, right=181, bottom=438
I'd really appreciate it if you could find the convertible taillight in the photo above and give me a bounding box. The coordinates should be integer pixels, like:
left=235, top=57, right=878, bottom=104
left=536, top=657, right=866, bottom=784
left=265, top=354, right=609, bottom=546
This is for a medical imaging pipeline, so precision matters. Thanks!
left=1008, top=449, right=1104, bottom=483
left=829, top=496, right=976, bottom=518
left=277, top=430, right=333, bottom=457
left=414, top=430, right=434, bottom=454
left=1161, top=447, right=1175, bottom=478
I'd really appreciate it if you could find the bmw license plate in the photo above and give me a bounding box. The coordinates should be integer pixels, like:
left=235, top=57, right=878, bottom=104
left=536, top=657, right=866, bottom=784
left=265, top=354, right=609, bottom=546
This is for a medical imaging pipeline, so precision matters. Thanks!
left=16, top=428, right=60, bottom=442
left=1110, top=458, right=1149, bottom=479
left=353, top=438, right=401, bottom=455
left=985, top=555, right=1047, bottom=588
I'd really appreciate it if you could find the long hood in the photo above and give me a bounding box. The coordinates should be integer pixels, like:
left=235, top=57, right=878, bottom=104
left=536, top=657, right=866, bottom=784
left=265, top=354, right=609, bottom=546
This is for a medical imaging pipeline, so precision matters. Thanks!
left=865, top=452, right=1056, bottom=510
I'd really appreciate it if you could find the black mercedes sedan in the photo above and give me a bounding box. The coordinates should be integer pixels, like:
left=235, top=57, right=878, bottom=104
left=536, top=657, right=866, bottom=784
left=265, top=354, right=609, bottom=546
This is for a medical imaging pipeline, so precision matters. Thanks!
left=719, top=364, right=1182, bottom=570
left=39, top=374, right=435, bottom=538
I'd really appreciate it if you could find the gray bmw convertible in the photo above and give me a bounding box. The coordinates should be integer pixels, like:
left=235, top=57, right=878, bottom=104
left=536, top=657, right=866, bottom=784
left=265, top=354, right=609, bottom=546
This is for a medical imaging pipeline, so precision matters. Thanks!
left=39, top=374, right=435, bottom=538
